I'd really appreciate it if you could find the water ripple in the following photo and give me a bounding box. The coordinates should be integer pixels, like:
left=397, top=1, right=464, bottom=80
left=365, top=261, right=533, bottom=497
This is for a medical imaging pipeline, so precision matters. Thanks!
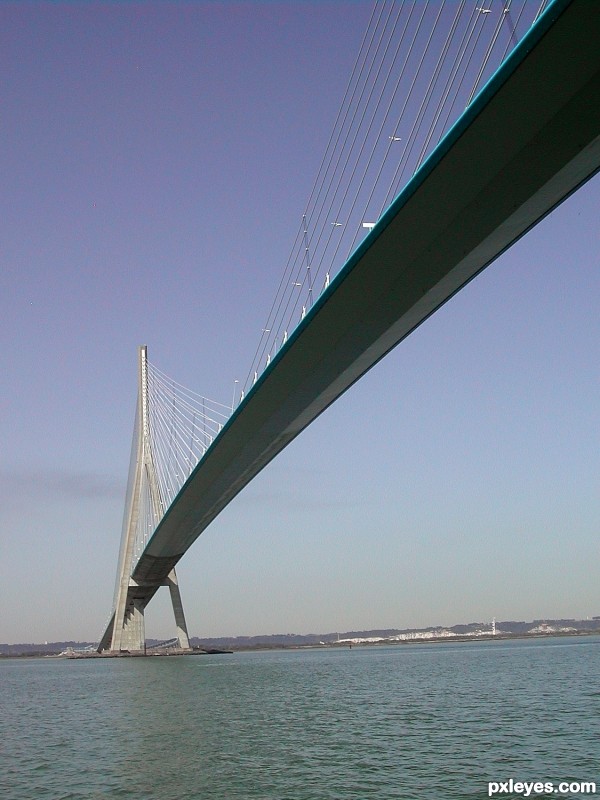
left=1, top=638, right=599, bottom=799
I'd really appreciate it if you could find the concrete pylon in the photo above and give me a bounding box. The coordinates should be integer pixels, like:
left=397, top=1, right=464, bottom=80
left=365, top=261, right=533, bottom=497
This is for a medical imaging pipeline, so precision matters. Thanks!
left=165, top=569, right=190, bottom=649
left=105, top=346, right=191, bottom=653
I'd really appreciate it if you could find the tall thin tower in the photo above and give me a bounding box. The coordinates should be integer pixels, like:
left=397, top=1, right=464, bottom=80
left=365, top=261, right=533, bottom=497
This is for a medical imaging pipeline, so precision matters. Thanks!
left=107, top=346, right=190, bottom=653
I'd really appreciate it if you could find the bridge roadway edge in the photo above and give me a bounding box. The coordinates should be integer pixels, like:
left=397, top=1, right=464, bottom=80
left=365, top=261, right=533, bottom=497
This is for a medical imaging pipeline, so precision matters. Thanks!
left=122, top=0, right=599, bottom=610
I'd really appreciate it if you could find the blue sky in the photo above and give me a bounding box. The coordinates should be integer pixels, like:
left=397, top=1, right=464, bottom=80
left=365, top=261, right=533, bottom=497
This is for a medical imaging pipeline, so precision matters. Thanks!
left=1, top=1, right=598, bottom=644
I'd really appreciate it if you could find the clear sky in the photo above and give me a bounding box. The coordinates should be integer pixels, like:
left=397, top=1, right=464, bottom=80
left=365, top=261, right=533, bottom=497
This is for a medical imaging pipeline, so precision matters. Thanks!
left=1, top=1, right=598, bottom=644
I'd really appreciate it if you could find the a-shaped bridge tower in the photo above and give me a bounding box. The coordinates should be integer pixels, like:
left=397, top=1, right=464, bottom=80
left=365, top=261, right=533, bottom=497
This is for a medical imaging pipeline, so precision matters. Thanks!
left=100, top=346, right=232, bottom=652
left=100, top=346, right=214, bottom=652
left=101, top=347, right=188, bottom=652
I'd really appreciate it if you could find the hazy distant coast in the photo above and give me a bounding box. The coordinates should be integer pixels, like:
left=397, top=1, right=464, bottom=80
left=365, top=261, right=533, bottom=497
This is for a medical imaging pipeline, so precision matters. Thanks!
left=3, top=616, right=600, bottom=657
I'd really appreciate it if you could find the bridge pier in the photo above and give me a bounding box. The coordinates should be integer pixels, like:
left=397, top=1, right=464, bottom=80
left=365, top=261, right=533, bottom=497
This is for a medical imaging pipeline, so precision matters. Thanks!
left=107, top=571, right=191, bottom=653
left=165, top=569, right=190, bottom=650
left=120, top=597, right=146, bottom=653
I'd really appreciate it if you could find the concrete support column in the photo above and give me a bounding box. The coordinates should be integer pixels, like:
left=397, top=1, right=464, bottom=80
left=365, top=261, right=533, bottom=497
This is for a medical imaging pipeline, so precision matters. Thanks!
left=119, top=597, right=146, bottom=652
left=166, top=568, right=190, bottom=649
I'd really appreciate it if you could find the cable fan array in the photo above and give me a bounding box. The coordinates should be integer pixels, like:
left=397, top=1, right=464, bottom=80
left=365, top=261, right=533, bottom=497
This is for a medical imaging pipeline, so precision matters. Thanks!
left=128, top=361, right=232, bottom=567
left=242, top=0, right=552, bottom=399
left=146, top=363, right=231, bottom=507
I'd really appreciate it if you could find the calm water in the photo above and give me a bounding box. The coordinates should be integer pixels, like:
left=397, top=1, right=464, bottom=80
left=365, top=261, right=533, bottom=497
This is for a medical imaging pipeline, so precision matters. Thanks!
left=1, top=637, right=599, bottom=800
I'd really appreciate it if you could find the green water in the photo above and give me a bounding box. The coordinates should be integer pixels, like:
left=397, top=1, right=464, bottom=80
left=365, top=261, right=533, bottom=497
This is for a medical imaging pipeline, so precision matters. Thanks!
left=1, top=637, right=599, bottom=799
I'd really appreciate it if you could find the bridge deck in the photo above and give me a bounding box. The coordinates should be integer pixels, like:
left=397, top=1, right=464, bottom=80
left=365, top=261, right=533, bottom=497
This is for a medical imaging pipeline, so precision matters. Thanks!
left=130, top=0, right=600, bottom=595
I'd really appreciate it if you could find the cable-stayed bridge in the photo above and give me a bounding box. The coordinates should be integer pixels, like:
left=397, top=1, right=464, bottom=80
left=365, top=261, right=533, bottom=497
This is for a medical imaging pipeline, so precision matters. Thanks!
left=99, top=0, right=600, bottom=653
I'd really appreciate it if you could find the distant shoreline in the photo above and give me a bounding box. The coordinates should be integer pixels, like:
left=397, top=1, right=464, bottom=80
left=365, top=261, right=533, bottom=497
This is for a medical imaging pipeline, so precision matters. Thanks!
left=2, top=629, right=599, bottom=659
left=231, top=629, right=600, bottom=652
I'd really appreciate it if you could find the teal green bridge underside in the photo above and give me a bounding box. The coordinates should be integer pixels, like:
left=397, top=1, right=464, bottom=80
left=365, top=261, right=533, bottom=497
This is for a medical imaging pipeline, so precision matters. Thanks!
left=120, top=0, right=600, bottom=615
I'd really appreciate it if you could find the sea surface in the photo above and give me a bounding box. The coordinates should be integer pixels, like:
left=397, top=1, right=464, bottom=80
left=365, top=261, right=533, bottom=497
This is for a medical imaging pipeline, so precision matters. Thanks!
left=1, top=636, right=599, bottom=800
